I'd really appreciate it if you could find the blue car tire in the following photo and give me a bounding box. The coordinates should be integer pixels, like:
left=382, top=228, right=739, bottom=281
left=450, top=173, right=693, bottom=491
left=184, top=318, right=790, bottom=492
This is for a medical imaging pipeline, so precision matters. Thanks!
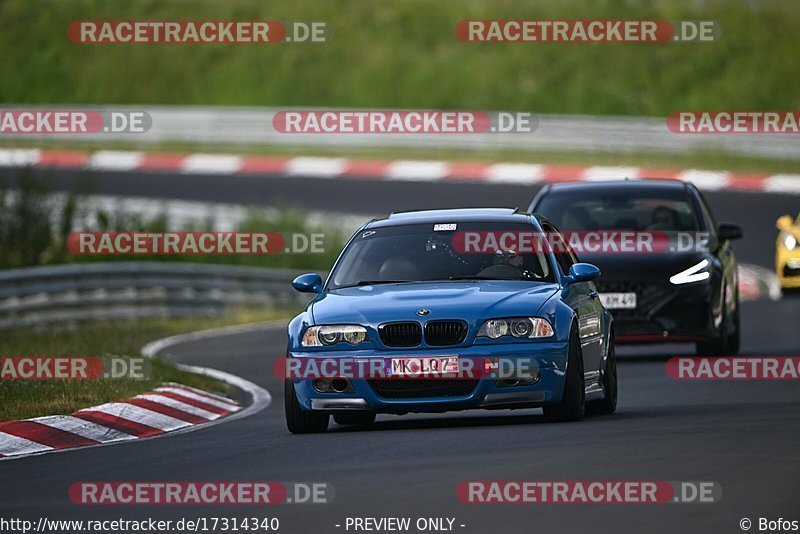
left=543, top=324, right=585, bottom=422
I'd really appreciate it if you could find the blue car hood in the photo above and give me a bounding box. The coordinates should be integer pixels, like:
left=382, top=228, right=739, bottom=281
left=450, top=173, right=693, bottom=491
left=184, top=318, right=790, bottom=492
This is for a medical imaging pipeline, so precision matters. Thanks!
left=310, top=281, right=560, bottom=325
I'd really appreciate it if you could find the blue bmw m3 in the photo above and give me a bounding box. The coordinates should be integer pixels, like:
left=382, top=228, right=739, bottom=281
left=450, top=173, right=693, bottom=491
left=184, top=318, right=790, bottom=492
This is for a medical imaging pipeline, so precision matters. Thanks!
left=285, top=208, right=616, bottom=433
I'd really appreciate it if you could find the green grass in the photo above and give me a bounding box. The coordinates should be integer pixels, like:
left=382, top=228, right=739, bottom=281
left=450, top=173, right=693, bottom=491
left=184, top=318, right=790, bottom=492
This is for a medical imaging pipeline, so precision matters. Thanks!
left=0, top=0, right=798, bottom=116
left=0, top=309, right=291, bottom=422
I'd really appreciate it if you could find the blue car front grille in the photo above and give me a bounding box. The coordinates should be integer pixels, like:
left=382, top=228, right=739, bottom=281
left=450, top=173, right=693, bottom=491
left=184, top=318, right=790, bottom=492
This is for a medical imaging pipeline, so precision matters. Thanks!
left=379, top=322, right=422, bottom=347
left=424, top=320, right=468, bottom=346
left=368, top=379, right=479, bottom=399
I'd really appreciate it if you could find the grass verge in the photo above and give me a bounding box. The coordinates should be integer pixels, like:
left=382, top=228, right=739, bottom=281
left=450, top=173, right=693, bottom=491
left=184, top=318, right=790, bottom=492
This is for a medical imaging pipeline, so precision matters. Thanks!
left=1, top=0, right=798, bottom=116
left=0, top=309, right=291, bottom=422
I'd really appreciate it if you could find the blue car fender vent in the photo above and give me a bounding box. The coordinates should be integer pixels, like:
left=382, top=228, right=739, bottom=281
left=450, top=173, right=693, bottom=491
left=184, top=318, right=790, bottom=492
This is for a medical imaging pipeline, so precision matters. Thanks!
left=379, top=322, right=422, bottom=347
left=424, top=320, right=469, bottom=346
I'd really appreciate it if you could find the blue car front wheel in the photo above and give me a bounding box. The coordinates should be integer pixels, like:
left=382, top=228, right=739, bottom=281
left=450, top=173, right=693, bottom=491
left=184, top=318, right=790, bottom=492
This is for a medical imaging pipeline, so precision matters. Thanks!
left=285, top=375, right=330, bottom=434
left=542, top=324, right=585, bottom=422
left=587, top=334, right=617, bottom=415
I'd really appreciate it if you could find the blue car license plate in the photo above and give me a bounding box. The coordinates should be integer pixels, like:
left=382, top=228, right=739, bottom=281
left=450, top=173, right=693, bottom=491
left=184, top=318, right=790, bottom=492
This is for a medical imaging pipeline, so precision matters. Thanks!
left=387, top=356, right=459, bottom=377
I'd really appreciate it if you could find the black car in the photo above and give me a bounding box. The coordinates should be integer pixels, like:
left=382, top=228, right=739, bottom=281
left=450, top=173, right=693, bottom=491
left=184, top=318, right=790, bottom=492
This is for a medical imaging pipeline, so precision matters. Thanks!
left=529, top=179, right=743, bottom=355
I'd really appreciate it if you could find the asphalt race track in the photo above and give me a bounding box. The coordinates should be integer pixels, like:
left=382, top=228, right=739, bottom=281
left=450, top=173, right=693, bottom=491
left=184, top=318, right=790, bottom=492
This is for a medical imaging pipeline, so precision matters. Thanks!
left=1, top=168, right=799, bottom=533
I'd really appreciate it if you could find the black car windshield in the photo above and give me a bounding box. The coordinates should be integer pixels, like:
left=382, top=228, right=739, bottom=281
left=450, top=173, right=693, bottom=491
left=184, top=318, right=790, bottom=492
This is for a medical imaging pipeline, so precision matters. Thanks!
left=535, top=188, right=703, bottom=232
left=328, top=222, right=555, bottom=289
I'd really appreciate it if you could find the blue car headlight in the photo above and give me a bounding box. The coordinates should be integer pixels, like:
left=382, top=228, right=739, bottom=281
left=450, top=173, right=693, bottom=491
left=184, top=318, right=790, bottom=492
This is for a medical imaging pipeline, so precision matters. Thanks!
left=477, top=317, right=554, bottom=339
left=302, top=325, right=369, bottom=347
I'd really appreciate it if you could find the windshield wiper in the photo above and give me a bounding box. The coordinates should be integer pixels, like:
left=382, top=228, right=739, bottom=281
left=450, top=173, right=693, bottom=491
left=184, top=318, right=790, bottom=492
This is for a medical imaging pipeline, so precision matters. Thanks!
left=333, top=280, right=415, bottom=289
left=447, top=275, right=519, bottom=281
left=355, top=280, right=413, bottom=286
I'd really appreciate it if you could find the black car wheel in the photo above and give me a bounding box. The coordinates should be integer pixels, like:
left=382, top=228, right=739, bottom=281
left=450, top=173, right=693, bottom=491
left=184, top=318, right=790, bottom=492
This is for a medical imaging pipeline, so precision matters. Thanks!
left=587, top=334, right=617, bottom=415
left=285, top=377, right=329, bottom=434
left=726, top=294, right=741, bottom=355
left=333, top=412, right=377, bottom=426
left=696, top=328, right=728, bottom=356
left=696, top=290, right=737, bottom=356
left=543, top=324, right=585, bottom=422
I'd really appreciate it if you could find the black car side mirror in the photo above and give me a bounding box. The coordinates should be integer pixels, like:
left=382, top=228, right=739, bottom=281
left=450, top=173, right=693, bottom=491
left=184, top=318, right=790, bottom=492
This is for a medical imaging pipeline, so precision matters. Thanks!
left=717, top=222, right=743, bottom=241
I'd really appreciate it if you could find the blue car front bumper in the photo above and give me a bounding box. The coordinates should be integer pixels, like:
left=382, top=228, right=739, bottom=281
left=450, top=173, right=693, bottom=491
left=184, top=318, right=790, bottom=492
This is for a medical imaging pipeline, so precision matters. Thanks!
left=289, top=341, right=569, bottom=414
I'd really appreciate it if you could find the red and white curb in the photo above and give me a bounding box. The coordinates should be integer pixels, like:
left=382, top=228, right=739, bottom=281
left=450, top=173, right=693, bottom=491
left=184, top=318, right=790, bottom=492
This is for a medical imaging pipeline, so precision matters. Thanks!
left=0, top=322, right=275, bottom=461
left=1, top=148, right=799, bottom=194
left=0, top=384, right=239, bottom=459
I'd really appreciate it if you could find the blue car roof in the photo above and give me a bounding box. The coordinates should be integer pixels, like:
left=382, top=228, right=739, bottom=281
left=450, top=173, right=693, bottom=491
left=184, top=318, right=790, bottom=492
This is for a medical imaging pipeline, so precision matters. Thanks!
left=365, top=208, right=537, bottom=228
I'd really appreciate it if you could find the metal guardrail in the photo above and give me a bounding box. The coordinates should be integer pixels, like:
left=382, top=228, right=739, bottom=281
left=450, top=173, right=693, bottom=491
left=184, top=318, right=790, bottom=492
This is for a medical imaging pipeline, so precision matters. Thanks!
left=0, top=260, right=781, bottom=330
left=3, top=106, right=798, bottom=160
left=0, top=262, right=315, bottom=330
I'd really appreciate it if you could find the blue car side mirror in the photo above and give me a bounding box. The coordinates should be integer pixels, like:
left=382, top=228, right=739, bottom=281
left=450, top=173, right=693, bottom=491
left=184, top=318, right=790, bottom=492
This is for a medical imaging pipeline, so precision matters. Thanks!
left=292, top=273, right=323, bottom=293
left=563, top=263, right=601, bottom=285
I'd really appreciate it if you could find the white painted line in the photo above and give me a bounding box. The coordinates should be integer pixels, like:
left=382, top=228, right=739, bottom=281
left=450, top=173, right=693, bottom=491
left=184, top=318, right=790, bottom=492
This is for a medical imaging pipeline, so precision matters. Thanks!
left=764, top=174, right=800, bottom=194
left=83, top=403, right=191, bottom=432
left=135, top=394, right=222, bottom=420
left=156, top=386, right=238, bottom=409
left=86, top=150, right=144, bottom=171
left=486, top=163, right=544, bottom=184
left=582, top=166, right=641, bottom=181
left=0, top=148, right=41, bottom=167
left=167, top=383, right=239, bottom=405
left=181, top=154, right=243, bottom=175
left=386, top=160, right=448, bottom=181
left=676, top=169, right=731, bottom=191
left=30, top=415, right=135, bottom=443
left=175, top=363, right=271, bottom=425
left=286, top=157, right=346, bottom=178
left=0, top=431, right=52, bottom=456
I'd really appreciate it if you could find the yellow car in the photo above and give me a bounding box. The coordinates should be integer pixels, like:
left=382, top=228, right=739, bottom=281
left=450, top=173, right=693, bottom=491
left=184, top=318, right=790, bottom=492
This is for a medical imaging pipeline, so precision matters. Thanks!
left=776, top=212, right=800, bottom=289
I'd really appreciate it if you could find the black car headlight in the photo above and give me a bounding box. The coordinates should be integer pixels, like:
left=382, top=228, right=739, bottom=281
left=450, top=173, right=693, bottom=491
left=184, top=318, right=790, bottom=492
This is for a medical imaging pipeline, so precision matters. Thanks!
left=302, top=325, right=369, bottom=347
left=477, top=317, right=554, bottom=339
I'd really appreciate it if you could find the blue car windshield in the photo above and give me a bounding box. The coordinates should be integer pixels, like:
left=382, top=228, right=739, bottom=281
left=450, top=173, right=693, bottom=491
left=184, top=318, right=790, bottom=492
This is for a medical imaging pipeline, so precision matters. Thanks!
left=328, top=222, right=555, bottom=289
